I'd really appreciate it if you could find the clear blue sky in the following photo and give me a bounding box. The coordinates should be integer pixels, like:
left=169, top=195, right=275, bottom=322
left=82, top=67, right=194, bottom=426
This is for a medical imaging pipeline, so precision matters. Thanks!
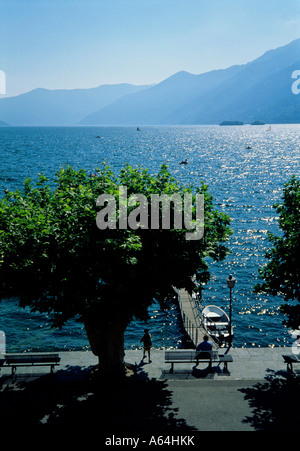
left=1, top=0, right=300, bottom=97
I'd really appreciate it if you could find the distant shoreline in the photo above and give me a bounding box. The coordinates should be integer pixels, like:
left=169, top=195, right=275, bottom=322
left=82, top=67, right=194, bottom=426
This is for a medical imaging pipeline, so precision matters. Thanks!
left=1, top=123, right=300, bottom=128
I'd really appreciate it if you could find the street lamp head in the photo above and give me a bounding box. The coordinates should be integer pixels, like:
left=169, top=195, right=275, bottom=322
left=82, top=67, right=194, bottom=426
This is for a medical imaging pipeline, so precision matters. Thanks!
left=226, top=274, right=237, bottom=289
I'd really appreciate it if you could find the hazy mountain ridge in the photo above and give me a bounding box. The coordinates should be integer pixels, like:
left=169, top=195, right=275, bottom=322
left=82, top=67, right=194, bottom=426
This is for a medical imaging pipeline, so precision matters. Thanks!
left=82, top=38, right=300, bottom=125
left=1, top=38, right=299, bottom=126
left=0, top=84, right=151, bottom=126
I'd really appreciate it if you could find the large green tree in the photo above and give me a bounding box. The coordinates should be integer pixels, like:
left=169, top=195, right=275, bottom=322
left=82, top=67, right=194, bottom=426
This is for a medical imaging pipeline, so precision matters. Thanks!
left=256, top=176, right=300, bottom=330
left=0, top=164, right=232, bottom=377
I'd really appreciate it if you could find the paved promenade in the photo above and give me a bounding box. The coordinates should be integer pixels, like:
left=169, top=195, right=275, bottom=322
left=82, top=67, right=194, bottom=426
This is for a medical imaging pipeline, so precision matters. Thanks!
left=125, top=347, right=293, bottom=380
left=0, top=347, right=298, bottom=432
left=0, top=347, right=293, bottom=380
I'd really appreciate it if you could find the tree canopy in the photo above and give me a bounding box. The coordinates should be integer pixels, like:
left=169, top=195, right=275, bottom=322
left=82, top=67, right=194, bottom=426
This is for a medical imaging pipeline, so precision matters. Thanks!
left=255, top=176, right=300, bottom=330
left=0, top=164, right=232, bottom=376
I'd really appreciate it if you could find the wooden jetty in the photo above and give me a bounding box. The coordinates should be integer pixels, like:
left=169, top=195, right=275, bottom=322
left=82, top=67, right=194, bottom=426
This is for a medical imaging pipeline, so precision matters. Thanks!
left=176, top=288, right=218, bottom=349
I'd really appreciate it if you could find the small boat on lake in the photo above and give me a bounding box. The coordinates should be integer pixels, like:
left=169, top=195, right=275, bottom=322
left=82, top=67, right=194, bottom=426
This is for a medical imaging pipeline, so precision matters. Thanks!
left=202, top=305, right=232, bottom=345
left=180, top=159, right=188, bottom=165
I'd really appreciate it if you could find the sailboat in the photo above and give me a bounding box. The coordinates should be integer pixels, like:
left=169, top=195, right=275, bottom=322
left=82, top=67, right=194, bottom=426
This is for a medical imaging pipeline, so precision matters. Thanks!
left=267, top=125, right=272, bottom=132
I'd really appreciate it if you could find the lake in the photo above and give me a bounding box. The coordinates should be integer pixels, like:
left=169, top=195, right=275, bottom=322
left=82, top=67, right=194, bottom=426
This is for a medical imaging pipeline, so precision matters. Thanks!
left=0, top=124, right=299, bottom=351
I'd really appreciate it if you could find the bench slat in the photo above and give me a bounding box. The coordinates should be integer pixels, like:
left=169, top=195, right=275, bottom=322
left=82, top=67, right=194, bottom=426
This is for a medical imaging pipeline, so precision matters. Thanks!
left=165, top=350, right=219, bottom=362
left=5, top=354, right=60, bottom=363
left=219, top=355, right=233, bottom=362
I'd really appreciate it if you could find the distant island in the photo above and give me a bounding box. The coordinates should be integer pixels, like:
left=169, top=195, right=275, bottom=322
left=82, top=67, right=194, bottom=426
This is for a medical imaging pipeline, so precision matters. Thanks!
left=219, top=121, right=244, bottom=126
left=251, top=120, right=265, bottom=125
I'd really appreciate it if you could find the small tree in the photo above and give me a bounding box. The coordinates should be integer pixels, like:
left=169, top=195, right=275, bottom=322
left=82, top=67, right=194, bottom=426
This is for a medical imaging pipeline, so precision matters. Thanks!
left=0, top=164, right=232, bottom=377
left=256, top=176, right=300, bottom=330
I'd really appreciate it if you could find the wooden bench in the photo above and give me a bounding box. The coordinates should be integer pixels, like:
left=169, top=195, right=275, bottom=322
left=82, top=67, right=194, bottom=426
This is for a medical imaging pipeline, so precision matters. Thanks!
left=282, top=354, right=300, bottom=373
left=3, top=353, right=61, bottom=375
left=165, top=350, right=233, bottom=373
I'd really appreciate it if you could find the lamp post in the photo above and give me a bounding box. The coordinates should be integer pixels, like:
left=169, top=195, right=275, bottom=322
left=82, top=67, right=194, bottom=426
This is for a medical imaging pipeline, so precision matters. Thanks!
left=226, top=274, right=237, bottom=347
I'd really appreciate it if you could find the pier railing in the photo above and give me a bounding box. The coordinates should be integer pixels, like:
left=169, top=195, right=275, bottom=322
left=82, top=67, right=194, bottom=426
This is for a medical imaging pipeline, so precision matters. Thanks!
left=177, top=289, right=202, bottom=347
left=180, top=309, right=201, bottom=347
left=176, top=288, right=219, bottom=349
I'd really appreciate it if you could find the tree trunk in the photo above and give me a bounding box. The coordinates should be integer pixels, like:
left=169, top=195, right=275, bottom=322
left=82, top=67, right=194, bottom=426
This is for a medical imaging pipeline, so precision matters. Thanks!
left=83, top=310, right=129, bottom=379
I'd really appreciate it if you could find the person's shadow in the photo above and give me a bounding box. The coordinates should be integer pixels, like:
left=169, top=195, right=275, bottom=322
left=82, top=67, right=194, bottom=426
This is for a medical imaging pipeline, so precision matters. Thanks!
left=191, top=365, right=214, bottom=378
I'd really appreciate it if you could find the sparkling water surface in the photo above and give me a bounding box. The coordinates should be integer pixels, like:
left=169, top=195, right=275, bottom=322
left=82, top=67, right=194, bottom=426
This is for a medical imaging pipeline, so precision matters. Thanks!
left=0, top=125, right=299, bottom=351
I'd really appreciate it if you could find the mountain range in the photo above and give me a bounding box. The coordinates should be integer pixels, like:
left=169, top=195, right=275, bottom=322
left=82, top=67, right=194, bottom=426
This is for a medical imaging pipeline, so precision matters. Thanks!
left=0, top=84, right=150, bottom=126
left=1, top=38, right=299, bottom=126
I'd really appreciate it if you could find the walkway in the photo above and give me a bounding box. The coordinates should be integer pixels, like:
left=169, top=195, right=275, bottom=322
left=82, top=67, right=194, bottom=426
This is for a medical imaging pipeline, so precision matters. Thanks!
left=177, top=288, right=224, bottom=349
left=0, top=347, right=294, bottom=380
left=126, top=347, right=294, bottom=380
left=0, top=348, right=298, bottom=432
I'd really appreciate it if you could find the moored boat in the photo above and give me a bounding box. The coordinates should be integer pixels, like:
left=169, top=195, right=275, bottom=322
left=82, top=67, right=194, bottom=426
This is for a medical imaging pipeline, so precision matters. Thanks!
left=201, top=305, right=232, bottom=345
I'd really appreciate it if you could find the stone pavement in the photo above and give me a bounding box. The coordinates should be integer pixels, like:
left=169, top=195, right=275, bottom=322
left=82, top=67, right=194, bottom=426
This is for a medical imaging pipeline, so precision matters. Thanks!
left=0, top=347, right=294, bottom=380
left=125, top=347, right=299, bottom=432
left=0, top=347, right=298, bottom=432
left=125, top=347, right=294, bottom=380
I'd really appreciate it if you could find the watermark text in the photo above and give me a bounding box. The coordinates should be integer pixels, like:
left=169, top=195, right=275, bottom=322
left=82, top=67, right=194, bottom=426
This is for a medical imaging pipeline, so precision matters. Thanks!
left=0, top=331, right=6, bottom=354
left=291, top=70, right=300, bottom=95
left=0, top=70, right=6, bottom=95
left=96, top=187, right=204, bottom=241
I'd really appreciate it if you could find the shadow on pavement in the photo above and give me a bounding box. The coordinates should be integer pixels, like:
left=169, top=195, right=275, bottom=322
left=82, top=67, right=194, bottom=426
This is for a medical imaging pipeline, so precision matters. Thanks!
left=0, top=365, right=197, bottom=435
left=239, top=370, right=300, bottom=431
left=161, top=363, right=230, bottom=380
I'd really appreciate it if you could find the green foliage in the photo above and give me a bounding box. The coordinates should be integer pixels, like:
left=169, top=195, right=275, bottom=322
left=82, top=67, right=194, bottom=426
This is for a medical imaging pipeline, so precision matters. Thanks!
left=255, top=176, right=300, bottom=329
left=0, top=163, right=232, bottom=328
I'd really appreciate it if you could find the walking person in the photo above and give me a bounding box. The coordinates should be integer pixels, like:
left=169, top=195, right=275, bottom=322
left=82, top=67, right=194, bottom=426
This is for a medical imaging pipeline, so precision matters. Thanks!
left=140, top=329, right=152, bottom=363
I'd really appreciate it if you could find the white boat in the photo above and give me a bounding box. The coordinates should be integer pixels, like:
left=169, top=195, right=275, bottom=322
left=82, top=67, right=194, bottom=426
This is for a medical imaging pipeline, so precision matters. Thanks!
left=201, top=305, right=232, bottom=344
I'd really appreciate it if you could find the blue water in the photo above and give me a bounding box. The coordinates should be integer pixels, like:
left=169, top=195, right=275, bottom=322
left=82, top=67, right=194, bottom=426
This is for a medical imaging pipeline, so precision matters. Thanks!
left=0, top=125, right=299, bottom=351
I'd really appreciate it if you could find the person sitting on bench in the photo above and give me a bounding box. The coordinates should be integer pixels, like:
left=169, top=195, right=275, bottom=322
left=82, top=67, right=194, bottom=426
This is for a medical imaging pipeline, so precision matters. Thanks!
left=195, top=335, right=213, bottom=365
left=196, top=335, right=213, bottom=352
